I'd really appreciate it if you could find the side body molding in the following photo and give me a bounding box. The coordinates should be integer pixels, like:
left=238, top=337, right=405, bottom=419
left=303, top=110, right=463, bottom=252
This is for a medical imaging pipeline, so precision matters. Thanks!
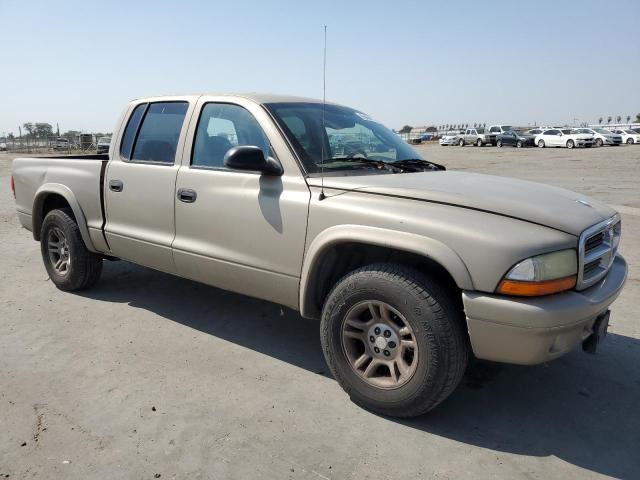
left=32, top=183, right=97, bottom=252
left=299, top=224, right=474, bottom=318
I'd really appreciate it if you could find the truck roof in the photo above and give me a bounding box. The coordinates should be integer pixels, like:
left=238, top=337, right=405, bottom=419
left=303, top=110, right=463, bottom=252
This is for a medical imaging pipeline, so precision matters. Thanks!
left=132, top=93, right=327, bottom=105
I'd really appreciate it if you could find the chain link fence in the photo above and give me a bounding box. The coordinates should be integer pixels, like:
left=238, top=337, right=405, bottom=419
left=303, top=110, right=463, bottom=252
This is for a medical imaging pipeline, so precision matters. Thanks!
left=0, top=133, right=109, bottom=154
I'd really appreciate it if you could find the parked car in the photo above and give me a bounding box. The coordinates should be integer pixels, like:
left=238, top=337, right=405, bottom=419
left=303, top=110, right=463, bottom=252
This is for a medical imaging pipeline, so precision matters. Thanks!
left=527, top=128, right=545, bottom=137
left=535, top=129, right=594, bottom=148
left=611, top=129, right=640, bottom=144
left=495, top=130, right=535, bottom=148
left=419, top=133, right=434, bottom=141
left=574, top=128, right=622, bottom=147
left=52, top=137, right=70, bottom=151
left=439, top=131, right=460, bottom=146
left=459, top=128, right=490, bottom=147
left=11, top=93, right=627, bottom=418
left=486, top=125, right=513, bottom=145
left=96, top=137, right=112, bottom=154
left=0, top=142, right=6, bottom=151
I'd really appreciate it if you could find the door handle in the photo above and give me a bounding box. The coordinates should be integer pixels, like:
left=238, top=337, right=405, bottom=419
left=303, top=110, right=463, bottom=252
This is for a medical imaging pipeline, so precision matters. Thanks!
left=177, top=188, right=197, bottom=203
left=109, top=180, right=123, bottom=192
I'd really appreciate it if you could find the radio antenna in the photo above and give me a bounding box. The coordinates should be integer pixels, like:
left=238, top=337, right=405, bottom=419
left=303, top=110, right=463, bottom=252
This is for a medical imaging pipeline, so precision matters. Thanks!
left=319, top=25, right=327, bottom=201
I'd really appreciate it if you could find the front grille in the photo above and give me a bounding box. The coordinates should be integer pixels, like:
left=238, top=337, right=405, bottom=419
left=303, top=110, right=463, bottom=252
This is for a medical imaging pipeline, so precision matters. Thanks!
left=577, top=215, right=621, bottom=290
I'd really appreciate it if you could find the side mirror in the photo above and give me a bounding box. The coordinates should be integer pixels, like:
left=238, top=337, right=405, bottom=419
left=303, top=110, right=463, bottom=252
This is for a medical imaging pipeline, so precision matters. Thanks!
left=224, top=146, right=283, bottom=176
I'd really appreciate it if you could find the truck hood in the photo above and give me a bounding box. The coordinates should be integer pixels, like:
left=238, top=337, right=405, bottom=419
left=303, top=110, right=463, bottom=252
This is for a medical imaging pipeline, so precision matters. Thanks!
left=315, top=171, right=616, bottom=236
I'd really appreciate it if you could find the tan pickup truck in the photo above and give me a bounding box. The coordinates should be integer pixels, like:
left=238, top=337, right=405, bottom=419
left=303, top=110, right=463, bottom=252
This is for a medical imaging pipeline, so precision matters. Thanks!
left=11, top=94, right=627, bottom=417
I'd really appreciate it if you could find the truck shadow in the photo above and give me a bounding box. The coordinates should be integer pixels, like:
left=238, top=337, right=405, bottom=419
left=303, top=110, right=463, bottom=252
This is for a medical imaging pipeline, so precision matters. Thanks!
left=82, top=261, right=640, bottom=479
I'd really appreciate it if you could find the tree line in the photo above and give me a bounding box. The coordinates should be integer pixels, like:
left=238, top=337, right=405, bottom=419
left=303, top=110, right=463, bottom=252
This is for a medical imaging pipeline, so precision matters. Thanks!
left=3, top=123, right=110, bottom=140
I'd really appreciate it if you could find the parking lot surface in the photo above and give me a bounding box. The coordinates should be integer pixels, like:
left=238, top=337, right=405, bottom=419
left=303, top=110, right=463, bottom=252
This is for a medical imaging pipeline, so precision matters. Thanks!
left=1, top=144, right=639, bottom=479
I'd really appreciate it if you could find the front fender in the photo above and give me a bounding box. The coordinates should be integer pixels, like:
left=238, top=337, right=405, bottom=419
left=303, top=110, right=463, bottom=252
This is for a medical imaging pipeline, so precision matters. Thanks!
left=33, top=183, right=97, bottom=252
left=299, top=224, right=474, bottom=318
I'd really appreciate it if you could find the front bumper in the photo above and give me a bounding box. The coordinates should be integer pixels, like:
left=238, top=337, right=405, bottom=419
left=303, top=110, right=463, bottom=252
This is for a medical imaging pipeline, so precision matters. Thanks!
left=462, top=254, right=627, bottom=365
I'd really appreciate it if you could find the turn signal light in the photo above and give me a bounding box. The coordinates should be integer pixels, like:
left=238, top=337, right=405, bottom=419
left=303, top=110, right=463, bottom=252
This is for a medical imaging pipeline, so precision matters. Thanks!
left=496, top=275, right=577, bottom=297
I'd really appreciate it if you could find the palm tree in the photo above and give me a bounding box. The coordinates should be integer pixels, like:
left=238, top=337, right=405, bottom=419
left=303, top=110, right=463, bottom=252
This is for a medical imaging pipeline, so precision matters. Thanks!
left=607, top=116, right=612, bottom=125
left=627, top=115, right=631, bottom=124
left=598, top=117, right=603, bottom=125
left=616, top=115, right=621, bottom=124
left=473, top=123, right=477, bottom=128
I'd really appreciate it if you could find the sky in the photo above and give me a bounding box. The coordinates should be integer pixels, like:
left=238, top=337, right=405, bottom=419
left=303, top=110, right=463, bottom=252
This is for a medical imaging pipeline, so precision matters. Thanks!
left=0, top=0, right=638, bottom=135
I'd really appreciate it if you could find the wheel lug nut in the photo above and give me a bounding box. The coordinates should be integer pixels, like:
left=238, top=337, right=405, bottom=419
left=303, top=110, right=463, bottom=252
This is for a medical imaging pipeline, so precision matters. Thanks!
left=383, top=350, right=390, bottom=357
left=374, top=327, right=381, bottom=335
left=374, top=347, right=380, bottom=354
left=369, top=335, right=375, bottom=343
left=388, top=341, right=396, bottom=348
left=384, top=330, right=391, bottom=338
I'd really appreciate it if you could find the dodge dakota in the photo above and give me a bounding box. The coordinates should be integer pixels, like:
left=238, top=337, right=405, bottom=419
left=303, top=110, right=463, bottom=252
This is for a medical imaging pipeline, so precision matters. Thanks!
left=11, top=94, right=628, bottom=417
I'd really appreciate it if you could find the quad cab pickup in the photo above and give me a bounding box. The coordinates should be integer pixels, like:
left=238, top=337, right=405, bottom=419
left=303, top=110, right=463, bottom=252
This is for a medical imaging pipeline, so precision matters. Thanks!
left=12, top=94, right=627, bottom=417
left=459, top=128, right=490, bottom=147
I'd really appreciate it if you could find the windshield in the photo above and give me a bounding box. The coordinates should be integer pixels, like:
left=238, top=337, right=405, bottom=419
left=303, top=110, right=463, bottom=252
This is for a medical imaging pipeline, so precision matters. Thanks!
left=265, top=102, right=423, bottom=173
left=501, top=125, right=512, bottom=131
left=625, top=130, right=636, bottom=134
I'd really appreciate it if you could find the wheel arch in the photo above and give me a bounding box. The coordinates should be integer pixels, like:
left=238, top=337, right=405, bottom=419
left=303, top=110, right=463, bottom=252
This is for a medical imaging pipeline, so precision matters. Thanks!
left=299, top=225, right=474, bottom=319
left=32, top=184, right=96, bottom=252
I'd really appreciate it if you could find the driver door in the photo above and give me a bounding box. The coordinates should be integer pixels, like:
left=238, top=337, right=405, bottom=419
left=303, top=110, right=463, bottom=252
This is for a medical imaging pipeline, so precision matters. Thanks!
left=172, top=97, right=310, bottom=309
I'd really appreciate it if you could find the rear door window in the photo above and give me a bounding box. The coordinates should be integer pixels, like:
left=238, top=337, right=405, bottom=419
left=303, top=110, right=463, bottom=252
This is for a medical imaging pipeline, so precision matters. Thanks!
left=128, top=102, right=188, bottom=164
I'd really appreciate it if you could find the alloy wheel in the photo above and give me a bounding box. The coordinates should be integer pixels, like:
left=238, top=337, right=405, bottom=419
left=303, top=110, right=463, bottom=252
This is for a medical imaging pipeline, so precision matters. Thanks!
left=47, top=227, right=71, bottom=275
left=341, top=300, right=418, bottom=389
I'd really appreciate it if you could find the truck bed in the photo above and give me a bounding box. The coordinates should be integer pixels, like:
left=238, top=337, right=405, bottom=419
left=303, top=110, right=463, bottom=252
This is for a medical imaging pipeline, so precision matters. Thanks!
left=12, top=155, right=109, bottom=253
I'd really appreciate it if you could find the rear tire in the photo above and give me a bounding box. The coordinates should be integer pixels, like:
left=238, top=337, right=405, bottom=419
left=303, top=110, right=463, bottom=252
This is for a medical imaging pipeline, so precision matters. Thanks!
left=320, top=263, right=468, bottom=418
left=566, top=140, right=575, bottom=149
left=40, top=208, right=103, bottom=291
left=458, top=139, right=465, bottom=147
left=627, top=138, right=633, bottom=144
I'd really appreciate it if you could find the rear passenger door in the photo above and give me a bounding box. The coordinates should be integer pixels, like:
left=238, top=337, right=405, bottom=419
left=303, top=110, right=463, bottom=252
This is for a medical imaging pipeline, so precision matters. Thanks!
left=104, top=99, right=195, bottom=273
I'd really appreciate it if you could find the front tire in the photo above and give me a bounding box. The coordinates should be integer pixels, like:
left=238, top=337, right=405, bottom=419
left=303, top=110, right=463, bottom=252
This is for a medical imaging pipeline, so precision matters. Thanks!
left=538, top=139, right=545, bottom=148
left=516, top=140, right=523, bottom=148
left=320, top=264, right=468, bottom=418
left=476, top=139, right=483, bottom=147
left=596, top=138, right=603, bottom=147
left=40, top=208, right=103, bottom=291
left=496, top=140, right=503, bottom=147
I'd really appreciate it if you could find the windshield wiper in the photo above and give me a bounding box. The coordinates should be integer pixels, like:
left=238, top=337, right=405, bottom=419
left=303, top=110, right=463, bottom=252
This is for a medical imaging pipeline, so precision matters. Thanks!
left=322, top=157, right=397, bottom=171
left=388, top=159, right=446, bottom=171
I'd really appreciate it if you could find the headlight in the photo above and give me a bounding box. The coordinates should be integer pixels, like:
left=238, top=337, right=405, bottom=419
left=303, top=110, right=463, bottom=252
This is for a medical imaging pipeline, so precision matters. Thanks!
left=496, top=249, right=577, bottom=296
